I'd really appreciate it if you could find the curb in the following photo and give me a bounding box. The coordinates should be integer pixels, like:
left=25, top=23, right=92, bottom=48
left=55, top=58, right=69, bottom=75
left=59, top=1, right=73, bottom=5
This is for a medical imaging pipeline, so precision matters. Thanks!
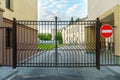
left=105, top=66, right=120, bottom=80
left=2, top=69, right=19, bottom=80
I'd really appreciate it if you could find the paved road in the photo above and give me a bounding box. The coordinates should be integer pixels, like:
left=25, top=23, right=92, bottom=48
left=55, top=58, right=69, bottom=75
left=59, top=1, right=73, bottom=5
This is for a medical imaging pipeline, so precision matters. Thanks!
left=11, top=45, right=119, bottom=80
left=18, top=45, right=97, bottom=66
left=11, top=67, right=120, bottom=80
left=18, top=45, right=115, bottom=67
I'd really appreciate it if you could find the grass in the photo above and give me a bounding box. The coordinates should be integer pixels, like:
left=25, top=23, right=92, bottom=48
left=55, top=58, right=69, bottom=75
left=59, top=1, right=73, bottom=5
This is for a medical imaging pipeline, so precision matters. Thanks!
left=38, top=44, right=63, bottom=50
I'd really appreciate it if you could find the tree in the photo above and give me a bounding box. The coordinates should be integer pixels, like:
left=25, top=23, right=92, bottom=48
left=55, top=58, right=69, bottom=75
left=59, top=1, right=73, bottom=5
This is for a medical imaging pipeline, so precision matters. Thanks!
left=69, top=17, right=74, bottom=25
left=38, top=33, right=52, bottom=40
left=47, top=34, right=52, bottom=40
left=38, top=33, right=45, bottom=40
left=55, top=32, right=63, bottom=44
left=75, top=18, right=81, bottom=22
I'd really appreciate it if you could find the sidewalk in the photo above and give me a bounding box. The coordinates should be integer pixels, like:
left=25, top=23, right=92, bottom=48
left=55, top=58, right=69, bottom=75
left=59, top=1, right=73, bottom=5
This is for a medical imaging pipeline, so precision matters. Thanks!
left=0, top=67, right=18, bottom=80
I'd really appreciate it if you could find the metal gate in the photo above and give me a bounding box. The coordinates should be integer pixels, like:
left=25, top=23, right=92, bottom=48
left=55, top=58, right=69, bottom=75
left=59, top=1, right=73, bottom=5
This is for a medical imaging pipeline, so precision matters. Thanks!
left=1, top=17, right=119, bottom=69
left=12, top=17, right=101, bottom=69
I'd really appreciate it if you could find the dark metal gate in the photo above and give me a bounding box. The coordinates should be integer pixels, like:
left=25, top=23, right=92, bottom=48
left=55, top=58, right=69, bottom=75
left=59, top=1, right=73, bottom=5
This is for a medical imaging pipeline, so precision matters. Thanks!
left=1, top=17, right=119, bottom=69
left=12, top=17, right=101, bottom=69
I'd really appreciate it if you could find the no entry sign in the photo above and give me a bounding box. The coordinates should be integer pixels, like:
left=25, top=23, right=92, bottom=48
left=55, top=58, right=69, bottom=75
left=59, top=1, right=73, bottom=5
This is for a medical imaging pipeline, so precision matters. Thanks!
left=100, top=24, right=113, bottom=38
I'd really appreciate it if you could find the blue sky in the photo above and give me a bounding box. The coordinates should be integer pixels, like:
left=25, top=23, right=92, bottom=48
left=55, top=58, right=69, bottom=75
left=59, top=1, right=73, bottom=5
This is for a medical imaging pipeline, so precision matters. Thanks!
left=38, top=0, right=87, bottom=20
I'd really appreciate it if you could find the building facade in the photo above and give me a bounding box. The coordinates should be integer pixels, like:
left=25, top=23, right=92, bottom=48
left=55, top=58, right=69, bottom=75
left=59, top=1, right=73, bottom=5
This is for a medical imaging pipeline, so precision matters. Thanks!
left=87, top=0, right=120, bottom=62
left=0, top=0, right=38, bottom=65
left=0, top=0, right=37, bottom=20
left=61, top=22, right=96, bottom=49
left=62, top=24, right=85, bottom=44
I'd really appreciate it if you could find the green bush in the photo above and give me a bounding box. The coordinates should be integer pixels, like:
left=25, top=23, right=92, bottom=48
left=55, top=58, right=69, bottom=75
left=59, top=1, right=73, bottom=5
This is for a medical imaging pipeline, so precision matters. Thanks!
left=55, top=32, right=63, bottom=44
left=38, top=33, right=52, bottom=40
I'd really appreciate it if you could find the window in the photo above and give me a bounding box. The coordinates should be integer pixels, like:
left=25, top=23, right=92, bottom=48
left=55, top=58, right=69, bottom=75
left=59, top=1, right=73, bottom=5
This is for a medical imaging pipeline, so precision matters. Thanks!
left=6, top=0, right=13, bottom=10
left=6, top=29, right=12, bottom=48
left=6, top=0, right=10, bottom=9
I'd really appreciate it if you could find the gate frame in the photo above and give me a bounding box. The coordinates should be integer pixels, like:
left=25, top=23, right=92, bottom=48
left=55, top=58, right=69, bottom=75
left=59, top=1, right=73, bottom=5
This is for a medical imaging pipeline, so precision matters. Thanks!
left=12, top=18, right=17, bottom=69
left=96, top=18, right=100, bottom=70
left=55, top=17, right=58, bottom=66
left=12, top=17, right=101, bottom=69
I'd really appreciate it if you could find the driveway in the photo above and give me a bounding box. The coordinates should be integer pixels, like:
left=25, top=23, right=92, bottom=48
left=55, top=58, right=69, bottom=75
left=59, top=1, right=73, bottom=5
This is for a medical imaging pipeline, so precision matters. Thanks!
left=18, top=45, right=96, bottom=67
left=18, top=45, right=116, bottom=67
left=11, top=67, right=120, bottom=80
left=11, top=45, right=120, bottom=80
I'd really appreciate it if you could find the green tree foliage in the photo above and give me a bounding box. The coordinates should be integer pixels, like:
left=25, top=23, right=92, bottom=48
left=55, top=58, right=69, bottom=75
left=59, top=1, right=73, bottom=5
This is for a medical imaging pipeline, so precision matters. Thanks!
left=47, top=34, right=52, bottom=40
left=38, top=33, right=52, bottom=40
left=38, top=33, right=44, bottom=40
left=75, top=18, right=81, bottom=22
left=55, top=32, right=63, bottom=44
left=69, top=17, right=74, bottom=25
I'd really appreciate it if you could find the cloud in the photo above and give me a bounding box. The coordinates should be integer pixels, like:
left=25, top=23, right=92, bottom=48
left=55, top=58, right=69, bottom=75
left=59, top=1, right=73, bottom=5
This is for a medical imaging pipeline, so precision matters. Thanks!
left=43, top=5, right=53, bottom=9
left=42, top=0, right=69, bottom=9
left=61, top=0, right=69, bottom=3
left=62, top=0, right=69, bottom=3
left=43, top=1, right=49, bottom=6
left=52, top=1, right=58, bottom=5
left=66, top=1, right=87, bottom=19
left=66, top=3, right=81, bottom=18
left=67, top=4, right=79, bottom=13
left=38, top=0, right=88, bottom=20
left=48, top=0, right=55, bottom=2
left=57, top=4, right=64, bottom=8
left=38, top=10, right=55, bottom=20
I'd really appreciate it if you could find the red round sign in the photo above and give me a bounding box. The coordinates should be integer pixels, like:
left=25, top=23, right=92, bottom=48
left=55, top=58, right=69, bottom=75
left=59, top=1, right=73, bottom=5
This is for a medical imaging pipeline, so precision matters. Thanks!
left=100, top=24, right=113, bottom=38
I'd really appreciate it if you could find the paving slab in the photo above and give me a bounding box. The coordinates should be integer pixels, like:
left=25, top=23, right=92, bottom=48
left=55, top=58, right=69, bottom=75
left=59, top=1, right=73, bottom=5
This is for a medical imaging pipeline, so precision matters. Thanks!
left=105, top=66, right=120, bottom=80
left=11, top=67, right=120, bottom=80
left=0, top=67, right=18, bottom=80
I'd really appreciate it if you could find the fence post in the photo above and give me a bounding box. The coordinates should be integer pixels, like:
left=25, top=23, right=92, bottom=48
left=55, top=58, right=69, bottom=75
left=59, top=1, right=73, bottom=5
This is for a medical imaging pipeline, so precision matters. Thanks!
left=12, top=18, right=17, bottom=69
left=96, top=18, right=100, bottom=70
left=55, top=17, right=58, bottom=66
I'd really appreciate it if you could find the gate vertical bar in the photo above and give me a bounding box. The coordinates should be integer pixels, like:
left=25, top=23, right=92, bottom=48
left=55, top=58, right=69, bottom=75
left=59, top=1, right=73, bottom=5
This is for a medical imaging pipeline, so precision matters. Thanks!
left=12, top=18, right=17, bottom=69
left=55, top=17, right=58, bottom=66
left=96, top=18, right=100, bottom=70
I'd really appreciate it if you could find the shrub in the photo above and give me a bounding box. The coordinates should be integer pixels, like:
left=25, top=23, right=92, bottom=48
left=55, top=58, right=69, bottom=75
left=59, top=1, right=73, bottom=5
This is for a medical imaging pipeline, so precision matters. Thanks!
left=38, top=33, right=52, bottom=40
left=55, top=32, right=63, bottom=44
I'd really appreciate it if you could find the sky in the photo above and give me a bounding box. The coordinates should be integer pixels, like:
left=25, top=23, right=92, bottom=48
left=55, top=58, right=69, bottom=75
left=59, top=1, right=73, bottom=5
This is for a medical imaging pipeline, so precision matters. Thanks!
left=38, top=0, right=88, bottom=21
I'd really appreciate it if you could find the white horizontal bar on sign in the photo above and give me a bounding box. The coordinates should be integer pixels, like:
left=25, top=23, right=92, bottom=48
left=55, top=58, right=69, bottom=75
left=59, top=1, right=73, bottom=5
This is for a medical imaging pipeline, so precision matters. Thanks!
left=102, top=30, right=112, bottom=33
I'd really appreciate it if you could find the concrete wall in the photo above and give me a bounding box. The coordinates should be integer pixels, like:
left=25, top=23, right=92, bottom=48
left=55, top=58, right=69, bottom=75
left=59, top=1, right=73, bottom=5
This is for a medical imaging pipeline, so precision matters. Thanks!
left=87, top=0, right=119, bottom=20
left=17, top=25, right=38, bottom=63
left=0, top=19, right=38, bottom=65
left=0, top=24, right=12, bottom=66
left=0, top=8, right=4, bottom=26
left=84, top=26, right=96, bottom=49
left=0, top=0, right=38, bottom=65
left=0, top=28, right=5, bottom=65
left=87, top=0, right=120, bottom=56
left=98, top=5, right=120, bottom=56
left=0, top=0, right=37, bottom=20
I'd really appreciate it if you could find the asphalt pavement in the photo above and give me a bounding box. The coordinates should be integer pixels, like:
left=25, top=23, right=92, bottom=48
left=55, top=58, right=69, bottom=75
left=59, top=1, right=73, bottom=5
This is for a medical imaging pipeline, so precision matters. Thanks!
left=11, top=67, right=120, bottom=80
left=10, top=45, right=119, bottom=80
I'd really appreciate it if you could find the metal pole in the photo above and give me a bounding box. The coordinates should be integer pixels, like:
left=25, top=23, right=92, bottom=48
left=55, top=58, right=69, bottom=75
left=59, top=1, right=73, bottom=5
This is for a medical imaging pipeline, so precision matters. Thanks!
left=55, top=17, right=58, bottom=66
left=12, top=18, right=17, bottom=69
left=96, top=18, right=100, bottom=70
